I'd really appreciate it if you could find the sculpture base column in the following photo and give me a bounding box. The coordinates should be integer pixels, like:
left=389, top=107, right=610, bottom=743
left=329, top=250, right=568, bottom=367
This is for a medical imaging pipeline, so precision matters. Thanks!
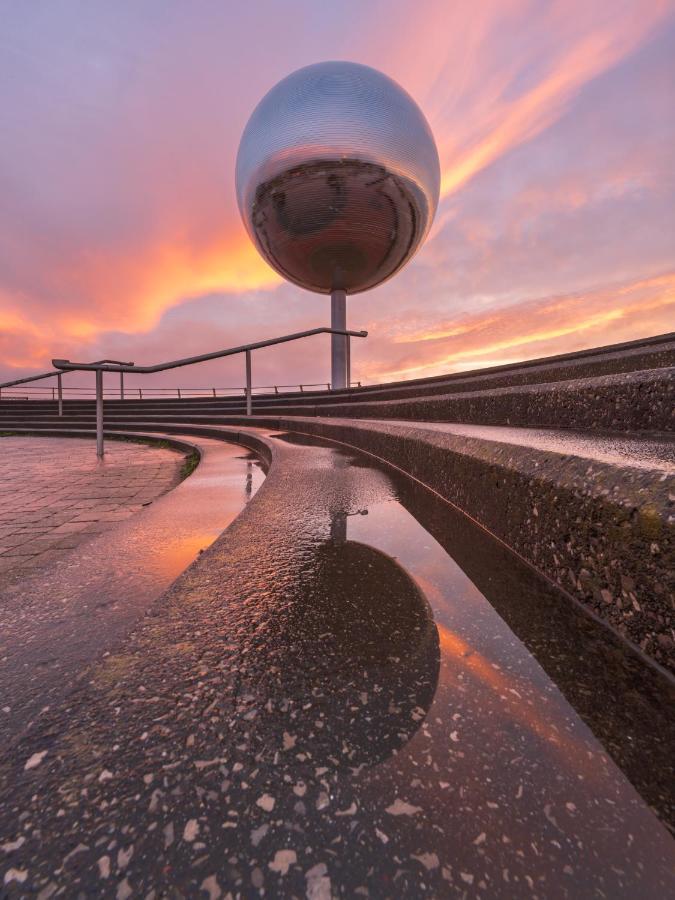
left=331, top=289, right=349, bottom=390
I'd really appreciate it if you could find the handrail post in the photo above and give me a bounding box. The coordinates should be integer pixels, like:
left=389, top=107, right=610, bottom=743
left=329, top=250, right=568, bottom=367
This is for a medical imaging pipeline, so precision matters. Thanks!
left=120, top=371, right=124, bottom=400
left=346, top=333, right=351, bottom=389
left=57, top=373, right=63, bottom=417
left=245, top=349, right=252, bottom=416
left=212, top=388, right=216, bottom=398
left=95, top=369, right=104, bottom=458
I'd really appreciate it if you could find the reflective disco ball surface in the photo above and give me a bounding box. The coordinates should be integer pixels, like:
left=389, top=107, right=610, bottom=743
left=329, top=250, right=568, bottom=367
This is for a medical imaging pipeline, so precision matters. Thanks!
left=236, top=61, right=440, bottom=295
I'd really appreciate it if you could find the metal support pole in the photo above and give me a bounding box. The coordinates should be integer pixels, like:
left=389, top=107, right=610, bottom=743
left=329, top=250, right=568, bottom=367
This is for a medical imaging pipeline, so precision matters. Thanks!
left=120, top=371, right=124, bottom=400
left=96, top=369, right=104, bottom=458
left=57, top=373, right=63, bottom=417
left=331, top=289, right=348, bottom=390
left=346, top=334, right=351, bottom=388
left=245, top=349, right=252, bottom=416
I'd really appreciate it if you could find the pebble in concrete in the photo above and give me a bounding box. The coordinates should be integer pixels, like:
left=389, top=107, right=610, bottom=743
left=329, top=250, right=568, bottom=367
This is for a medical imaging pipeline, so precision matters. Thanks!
left=0, top=428, right=673, bottom=897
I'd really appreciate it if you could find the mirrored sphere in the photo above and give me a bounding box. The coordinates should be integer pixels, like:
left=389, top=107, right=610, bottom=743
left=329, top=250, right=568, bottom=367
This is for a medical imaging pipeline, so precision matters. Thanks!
left=236, top=61, right=440, bottom=295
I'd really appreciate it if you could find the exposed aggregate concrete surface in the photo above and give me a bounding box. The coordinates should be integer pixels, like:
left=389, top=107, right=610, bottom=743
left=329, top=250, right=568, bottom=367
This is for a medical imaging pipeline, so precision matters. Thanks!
left=244, top=369, right=674, bottom=432
left=0, top=428, right=673, bottom=898
left=0, top=434, right=264, bottom=745
left=206, top=417, right=675, bottom=674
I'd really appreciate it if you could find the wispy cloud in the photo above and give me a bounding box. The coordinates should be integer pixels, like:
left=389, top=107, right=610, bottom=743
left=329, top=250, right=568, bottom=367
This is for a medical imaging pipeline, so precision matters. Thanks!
left=435, top=1, right=672, bottom=197
left=364, top=272, right=675, bottom=381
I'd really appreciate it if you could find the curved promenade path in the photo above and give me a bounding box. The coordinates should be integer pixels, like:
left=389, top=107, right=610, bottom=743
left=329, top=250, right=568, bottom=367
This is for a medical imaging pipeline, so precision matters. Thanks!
left=0, top=437, right=183, bottom=583
left=1, top=425, right=673, bottom=898
left=0, top=434, right=264, bottom=748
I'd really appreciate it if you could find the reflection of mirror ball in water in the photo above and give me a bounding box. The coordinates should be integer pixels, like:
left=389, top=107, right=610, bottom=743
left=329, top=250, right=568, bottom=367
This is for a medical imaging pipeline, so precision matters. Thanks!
left=242, top=540, right=440, bottom=769
left=236, top=61, right=440, bottom=294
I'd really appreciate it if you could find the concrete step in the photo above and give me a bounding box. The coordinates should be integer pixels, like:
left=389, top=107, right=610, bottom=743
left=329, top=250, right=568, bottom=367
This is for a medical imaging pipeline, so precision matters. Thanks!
left=2, top=333, right=672, bottom=413
left=3, top=419, right=675, bottom=890
left=2, top=367, right=673, bottom=431
left=5, top=416, right=673, bottom=676
left=2, top=334, right=673, bottom=432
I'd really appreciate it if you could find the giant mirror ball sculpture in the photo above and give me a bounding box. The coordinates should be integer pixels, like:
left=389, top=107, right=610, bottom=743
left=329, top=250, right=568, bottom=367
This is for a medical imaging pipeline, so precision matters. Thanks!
left=236, top=61, right=441, bottom=295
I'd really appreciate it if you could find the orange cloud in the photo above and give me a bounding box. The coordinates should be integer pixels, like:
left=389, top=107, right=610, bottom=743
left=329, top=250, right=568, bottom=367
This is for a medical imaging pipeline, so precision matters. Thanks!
left=31, top=229, right=280, bottom=337
left=366, top=272, right=675, bottom=382
left=0, top=223, right=281, bottom=376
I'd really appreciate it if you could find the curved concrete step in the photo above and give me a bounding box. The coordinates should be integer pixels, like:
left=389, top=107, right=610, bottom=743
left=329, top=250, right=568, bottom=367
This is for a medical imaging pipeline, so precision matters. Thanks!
left=238, top=414, right=675, bottom=672
left=6, top=414, right=674, bottom=674
left=3, top=368, right=672, bottom=431
left=1, top=422, right=674, bottom=895
left=2, top=333, right=673, bottom=419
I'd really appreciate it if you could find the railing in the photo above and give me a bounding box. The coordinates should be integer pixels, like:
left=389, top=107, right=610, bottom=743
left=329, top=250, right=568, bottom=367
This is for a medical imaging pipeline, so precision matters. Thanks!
left=0, top=381, right=363, bottom=401
left=48, top=327, right=367, bottom=456
left=0, top=360, right=132, bottom=416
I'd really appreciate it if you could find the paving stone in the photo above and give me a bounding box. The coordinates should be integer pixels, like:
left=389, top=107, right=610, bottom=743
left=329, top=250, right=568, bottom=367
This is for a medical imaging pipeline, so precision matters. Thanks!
left=0, top=437, right=184, bottom=584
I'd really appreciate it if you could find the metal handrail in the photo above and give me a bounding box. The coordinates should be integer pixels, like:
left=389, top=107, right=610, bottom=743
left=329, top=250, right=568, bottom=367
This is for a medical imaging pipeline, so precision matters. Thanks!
left=0, top=381, right=363, bottom=399
left=0, top=359, right=132, bottom=390
left=50, top=327, right=367, bottom=456
left=0, top=360, right=133, bottom=417
left=52, top=328, right=365, bottom=374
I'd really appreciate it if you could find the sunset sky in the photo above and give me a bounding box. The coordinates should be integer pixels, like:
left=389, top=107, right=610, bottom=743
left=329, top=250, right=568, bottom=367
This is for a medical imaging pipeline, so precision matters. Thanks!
left=1, top=0, right=674, bottom=391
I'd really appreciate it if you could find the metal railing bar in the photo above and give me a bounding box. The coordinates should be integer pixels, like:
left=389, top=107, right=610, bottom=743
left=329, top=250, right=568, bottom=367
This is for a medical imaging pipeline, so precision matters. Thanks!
left=51, top=328, right=366, bottom=374
left=0, top=360, right=132, bottom=390
left=0, top=381, right=359, bottom=396
left=4, top=329, right=368, bottom=459
left=0, top=369, right=63, bottom=389
left=0, top=359, right=134, bottom=420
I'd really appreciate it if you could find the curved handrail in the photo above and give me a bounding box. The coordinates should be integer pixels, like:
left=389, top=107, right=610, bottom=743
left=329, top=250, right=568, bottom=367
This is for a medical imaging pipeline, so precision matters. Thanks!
left=45, top=327, right=367, bottom=456
left=0, top=360, right=132, bottom=390
left=52, top=328, right=366, bottom=374
left=2, top=329, right=367, bottom=456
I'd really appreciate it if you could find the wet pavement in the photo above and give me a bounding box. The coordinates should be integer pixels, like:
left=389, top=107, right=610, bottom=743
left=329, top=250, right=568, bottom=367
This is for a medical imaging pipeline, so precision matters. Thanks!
left=0, top=437, right=184, bottom=582
left=245, top=414, right=674, bottom=671
left=0, top=427, right=673, bottom=897
left=0, top=436, right=264, bottom=748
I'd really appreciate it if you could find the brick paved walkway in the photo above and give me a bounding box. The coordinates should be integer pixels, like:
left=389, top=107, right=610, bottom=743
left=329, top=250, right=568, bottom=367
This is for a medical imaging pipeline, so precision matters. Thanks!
left=0, top=436, right=184, bottom=582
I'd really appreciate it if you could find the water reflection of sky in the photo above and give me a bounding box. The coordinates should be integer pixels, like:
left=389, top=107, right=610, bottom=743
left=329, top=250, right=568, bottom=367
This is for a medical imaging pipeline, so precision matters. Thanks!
left=152, top=447, right=265, bottom=578
left=270, top=431, right=675, bottom=889
left=347, top=495, right=596, bottom=768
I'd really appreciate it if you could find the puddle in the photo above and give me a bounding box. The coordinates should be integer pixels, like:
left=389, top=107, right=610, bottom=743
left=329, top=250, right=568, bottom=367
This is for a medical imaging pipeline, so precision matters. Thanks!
left=271, top=431, right=675, bottom=841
